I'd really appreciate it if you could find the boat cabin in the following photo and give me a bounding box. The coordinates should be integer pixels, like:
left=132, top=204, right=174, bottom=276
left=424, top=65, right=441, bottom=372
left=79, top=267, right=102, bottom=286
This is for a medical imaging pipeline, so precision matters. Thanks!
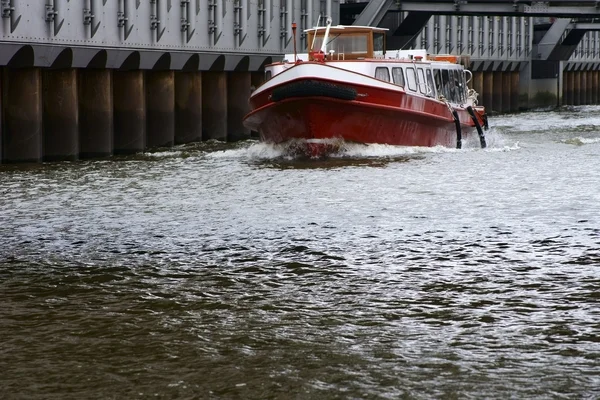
left=263, top=24, right=473, bottom=106
left=306, top=25, right=387, bottom=61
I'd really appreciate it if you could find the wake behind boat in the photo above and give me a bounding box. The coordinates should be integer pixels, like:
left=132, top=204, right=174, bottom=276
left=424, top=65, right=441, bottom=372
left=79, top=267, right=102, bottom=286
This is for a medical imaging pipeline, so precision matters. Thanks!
left=243, top=18, right=488, bottom=157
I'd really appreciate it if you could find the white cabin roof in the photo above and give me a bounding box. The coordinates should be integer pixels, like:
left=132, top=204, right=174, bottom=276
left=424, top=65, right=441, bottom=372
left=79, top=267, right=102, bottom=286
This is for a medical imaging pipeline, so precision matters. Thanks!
left=304, top=25, right=389, bottom=34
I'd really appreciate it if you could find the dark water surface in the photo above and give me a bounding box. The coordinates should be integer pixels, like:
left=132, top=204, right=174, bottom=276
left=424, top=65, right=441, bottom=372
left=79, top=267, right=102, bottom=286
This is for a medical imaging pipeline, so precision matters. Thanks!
left=1, top=106, right=600, bottom=399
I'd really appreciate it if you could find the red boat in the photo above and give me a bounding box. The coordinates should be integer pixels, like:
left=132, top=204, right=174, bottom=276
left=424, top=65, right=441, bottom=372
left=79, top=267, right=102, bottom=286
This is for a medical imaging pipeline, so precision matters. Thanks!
left=243, top=19, right=488, bottom=157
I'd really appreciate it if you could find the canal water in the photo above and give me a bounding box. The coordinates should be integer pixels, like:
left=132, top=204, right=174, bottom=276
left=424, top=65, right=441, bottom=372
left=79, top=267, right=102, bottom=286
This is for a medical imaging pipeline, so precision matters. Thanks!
left=1, top=106, right=599, bottom=399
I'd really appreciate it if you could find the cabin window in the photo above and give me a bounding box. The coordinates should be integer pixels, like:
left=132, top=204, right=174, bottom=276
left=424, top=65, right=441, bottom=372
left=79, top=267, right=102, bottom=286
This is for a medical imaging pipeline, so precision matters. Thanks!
left=448, top=70, right=457, bottom=102
left=406, top=67, right=417, bottom=92
left=375, top=67, right=390, bottom=82
left=265, top=70, right=272, bottom=81
left=426, top=69, right=435, bottom=97
left=373, top=33, right=385, bottom=52
left=392, top=67, right=405, bottom=87
left=441, top=69, right=450, bottom=100
left=453, top=70, right=462, bottom=103
left=417, top=68, right=426, bottom=94
left=312, top=33, right=369, bottom=57
left=433, top=69, right=442, bottom=96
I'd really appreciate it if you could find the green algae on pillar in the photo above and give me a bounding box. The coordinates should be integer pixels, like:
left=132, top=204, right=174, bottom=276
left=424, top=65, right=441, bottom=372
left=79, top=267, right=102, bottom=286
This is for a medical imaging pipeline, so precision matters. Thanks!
left=78, top=69, right=113, bottom=159
left=2, top=68, right=42, bottom=163
left=43, top=69, right=79, bottom=161
left=202, top=71, right=227, bottom=141
left=113, top=70, right=145, bottom=154
left=227, top=72, right=251, bottom=142
left=146, top=70, right=175, bottom=148
left=175, top=71, right=202, bottom=144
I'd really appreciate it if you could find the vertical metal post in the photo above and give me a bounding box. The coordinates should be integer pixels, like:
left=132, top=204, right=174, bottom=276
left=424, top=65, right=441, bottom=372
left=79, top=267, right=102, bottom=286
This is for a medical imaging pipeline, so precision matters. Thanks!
left=83, top=0, right=92, bottom=38
left=450, top=16, right=457, bottom=54
left=158, top=0, right=167, bottom=42
left=473, top=16, right=480, bottom=57
left=510, top=16, right=516, bottom=56
left=125, top=0, right=135, bottom=41
left=240, top=0, right=247, bottom=46
left=286, top=0, right=292, bottom=45
left=461, top=16, right=469, bottom=54
left=11, top=0, right=21, bottom=34
left=306, top=0, right=312, bottom=31
left=215, top=0, right=222, bottom=45
left=427, top=21, right=434, bottom=54
left=150, top=0, right=157, bottom=43
left=492, top=17, right=499, bottom=56
left=483, top=16, right=490, bottom=57
left=264, top=0, right=271, bottom=46
left=118, top=0, right=125, bottom=41
left=502, top=17, right=508, bottom=58
left=439, top=15, right=446, bottom=53
left=519, top=17, right=527, bottom=58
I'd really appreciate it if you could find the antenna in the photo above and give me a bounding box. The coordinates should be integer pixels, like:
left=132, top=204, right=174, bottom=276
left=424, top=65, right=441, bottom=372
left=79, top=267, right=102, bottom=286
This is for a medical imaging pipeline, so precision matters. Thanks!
left=319, top=17, right=333, bottom=54
left=310, top=14, right=321, bottom=51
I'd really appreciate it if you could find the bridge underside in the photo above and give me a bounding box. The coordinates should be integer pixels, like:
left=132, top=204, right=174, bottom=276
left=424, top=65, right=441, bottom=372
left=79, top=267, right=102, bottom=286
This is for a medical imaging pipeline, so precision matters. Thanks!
left=346, top=0, right=600, bottom=53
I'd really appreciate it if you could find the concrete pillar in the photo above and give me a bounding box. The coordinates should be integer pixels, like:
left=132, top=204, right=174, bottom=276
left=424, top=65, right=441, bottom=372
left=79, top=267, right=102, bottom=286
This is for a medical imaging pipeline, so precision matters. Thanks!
left=518, top=62, right=531, bottom=110
left=227, top=72, right=251, bottom=142
left=146, top=70, right=175, bottom=148
left=586, top=71, right=593, bottom=105
left=574, top=71, right=581, bottom=106
left=201, top=71, right=227, bottom=141
left=566, top=71, right=574, bottom=105
left=492, top=71, right=503, bottom=113
left=78, top=69, right=113, bottom=158
left=42, top=69, right=79, bottom=161
left=501, top=71, right=511, bottom=113
left=2, top=68, right=42, bottom=163
left=483, top=71, right=493, bottom=112
left=174, top=71, right=202, bottom=144
left=592, top=71, right=600, bottom=104
left=0, top=70, right=2, bottom=163
left=561, top=70, right=568, bottom=106
left=113, top=70, right=145, bottom=154
left=580, top=70, right=587, bottom=104
left=510, top=71, right=520, bottom=112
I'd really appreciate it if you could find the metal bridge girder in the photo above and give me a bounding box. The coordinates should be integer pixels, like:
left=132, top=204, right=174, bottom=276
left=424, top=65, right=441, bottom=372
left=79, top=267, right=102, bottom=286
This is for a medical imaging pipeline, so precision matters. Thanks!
left=395, top=1, right=600, bottom=17
left=533, top=18, right=571, bottom=60
left=352, top=0, right=396, bottom=27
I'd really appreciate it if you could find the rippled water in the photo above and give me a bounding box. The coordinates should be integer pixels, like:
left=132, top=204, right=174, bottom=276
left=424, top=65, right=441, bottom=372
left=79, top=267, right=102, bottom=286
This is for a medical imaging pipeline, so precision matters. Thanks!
left=1, top=106, right=600, bottom=399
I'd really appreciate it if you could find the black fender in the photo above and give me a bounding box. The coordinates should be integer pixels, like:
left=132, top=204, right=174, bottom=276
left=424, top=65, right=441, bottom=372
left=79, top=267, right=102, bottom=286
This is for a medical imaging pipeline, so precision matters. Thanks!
left=271, top=80, right=357, bottom=102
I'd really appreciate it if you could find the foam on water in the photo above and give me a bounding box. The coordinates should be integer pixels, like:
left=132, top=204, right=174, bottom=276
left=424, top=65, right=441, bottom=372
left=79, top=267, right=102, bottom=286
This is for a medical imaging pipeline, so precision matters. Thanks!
left=205, top=127, right=519, bottom=161
left=562, top=136, right=600, bottom=145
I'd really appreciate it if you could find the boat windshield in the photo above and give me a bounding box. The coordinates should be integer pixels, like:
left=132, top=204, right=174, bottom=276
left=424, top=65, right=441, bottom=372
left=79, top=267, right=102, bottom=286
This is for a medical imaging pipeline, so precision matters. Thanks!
left=373, top=33, right=384, bottom=52
left=311, top=33, right=369, bottom=58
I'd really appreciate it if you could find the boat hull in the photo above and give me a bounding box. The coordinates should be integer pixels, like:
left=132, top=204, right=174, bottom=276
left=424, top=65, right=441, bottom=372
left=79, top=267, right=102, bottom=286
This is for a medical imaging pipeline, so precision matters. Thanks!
left=243, top=63, right=485, bottom=150
left=244, top=95, right=477, bottom=148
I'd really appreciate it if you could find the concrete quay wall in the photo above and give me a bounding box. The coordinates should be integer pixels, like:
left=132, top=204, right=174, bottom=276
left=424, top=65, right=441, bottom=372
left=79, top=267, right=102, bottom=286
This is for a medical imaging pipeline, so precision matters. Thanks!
left=0, top=68, right=264, bottom=163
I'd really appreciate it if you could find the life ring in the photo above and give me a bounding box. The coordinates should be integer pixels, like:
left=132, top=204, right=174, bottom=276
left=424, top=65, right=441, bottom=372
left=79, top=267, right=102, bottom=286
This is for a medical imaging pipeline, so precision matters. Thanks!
left=271, top=80, right=357, bottom=102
